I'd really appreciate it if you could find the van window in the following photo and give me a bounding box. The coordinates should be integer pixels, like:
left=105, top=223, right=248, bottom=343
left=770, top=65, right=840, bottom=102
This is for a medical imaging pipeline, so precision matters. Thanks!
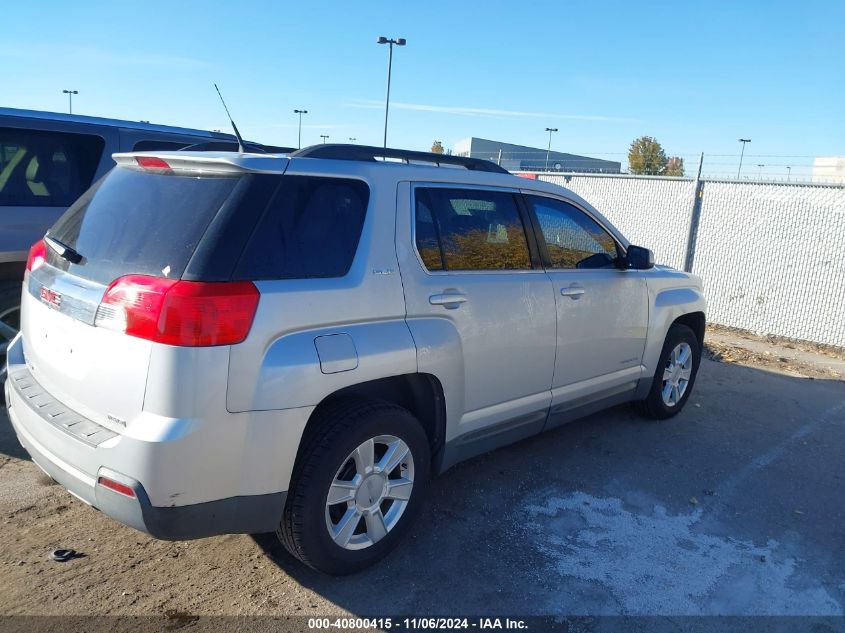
left=415, top=187, right=531, bottom=271
left=233, top=176, right=369, bottom=280
left=48, top=166, right=241, bottom=285
left=0, top=127, right=104, bottom=207
left=133, top=139, right=193, bottom=152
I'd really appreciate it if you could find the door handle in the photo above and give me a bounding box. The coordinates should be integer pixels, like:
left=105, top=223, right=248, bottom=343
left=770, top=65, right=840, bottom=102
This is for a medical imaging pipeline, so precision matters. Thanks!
left=429, top=293, right=468, bottom=308
left=560, top=285, right=585, bottom=299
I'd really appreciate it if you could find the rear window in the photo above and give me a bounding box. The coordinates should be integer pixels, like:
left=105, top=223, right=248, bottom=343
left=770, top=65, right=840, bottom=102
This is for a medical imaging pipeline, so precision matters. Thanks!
left=233, top=176, right=369, bottom=280
left=48, top=166, right=240, bottom=285
left=0, top=127, right=104, bottom=207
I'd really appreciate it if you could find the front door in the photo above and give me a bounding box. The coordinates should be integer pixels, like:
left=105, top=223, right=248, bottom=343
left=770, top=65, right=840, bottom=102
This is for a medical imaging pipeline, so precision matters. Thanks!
left=523, top=194, right=649, bottom=415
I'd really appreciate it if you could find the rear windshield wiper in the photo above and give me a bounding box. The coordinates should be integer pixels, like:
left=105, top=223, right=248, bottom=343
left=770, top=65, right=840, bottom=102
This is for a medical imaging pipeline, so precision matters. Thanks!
left=45, top=235, right=84, bottom=265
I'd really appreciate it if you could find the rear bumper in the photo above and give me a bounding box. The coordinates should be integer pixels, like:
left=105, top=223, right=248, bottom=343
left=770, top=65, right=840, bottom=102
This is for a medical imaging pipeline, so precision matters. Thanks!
left=3, top=334, right=290, bottom=540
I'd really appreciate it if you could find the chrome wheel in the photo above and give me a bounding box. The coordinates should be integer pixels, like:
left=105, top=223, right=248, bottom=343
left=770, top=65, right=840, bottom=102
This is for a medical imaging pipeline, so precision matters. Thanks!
left=661, top=342, right=693, bottom=407
left=325, top=435, right=414, bottom=551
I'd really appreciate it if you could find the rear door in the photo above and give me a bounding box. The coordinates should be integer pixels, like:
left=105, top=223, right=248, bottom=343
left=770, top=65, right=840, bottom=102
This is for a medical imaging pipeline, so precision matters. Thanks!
left=523, top=193, right=648, bottom=417
left=399, top=183, right=556, bottom=443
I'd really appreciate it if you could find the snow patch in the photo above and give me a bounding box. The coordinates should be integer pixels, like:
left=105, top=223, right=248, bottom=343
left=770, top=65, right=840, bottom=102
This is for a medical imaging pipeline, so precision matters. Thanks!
left=523, top=491, right=841, bottom=615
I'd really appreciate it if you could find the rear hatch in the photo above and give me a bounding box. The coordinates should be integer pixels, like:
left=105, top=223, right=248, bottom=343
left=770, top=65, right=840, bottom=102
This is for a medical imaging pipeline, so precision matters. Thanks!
left=20, top=153, right=286, bottom=429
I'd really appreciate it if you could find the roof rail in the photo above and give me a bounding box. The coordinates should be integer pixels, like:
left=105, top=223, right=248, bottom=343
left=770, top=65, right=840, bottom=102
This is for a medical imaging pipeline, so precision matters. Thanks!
left=179, top=141, right=296, bottom=154
left=290, top=144, right=509, bottom=174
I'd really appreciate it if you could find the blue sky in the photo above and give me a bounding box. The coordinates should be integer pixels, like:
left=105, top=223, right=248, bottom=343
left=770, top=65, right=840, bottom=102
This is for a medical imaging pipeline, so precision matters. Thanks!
left=3, top=0, right=843, bottom=178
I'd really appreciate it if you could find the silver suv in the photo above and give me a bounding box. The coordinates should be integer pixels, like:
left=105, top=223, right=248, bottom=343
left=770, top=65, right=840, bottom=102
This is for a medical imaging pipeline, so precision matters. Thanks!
left=4, top=145, right=706, bottom=574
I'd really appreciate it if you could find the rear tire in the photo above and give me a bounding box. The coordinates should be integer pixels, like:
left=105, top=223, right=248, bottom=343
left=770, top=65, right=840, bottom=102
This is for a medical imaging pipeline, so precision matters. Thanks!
left=634, top=323, right=701, bottom=420
left=277, top=398, right=430, bottom=575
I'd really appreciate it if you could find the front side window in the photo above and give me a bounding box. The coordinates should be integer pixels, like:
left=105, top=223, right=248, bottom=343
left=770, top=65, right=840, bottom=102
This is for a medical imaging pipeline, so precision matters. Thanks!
left=527, top=196, right=619, bottom=269
left=414, top=187, right=531, bottom=271
left=0, top=127, right=104, bottom=207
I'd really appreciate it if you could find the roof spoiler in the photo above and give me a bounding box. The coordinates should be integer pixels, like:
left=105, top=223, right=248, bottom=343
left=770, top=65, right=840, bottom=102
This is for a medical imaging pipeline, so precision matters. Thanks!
left=112, top=152, right=290, bottom=175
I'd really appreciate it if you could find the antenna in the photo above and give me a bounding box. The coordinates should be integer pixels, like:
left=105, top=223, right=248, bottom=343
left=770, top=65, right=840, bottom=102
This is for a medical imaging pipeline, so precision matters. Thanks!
left=213, top=83, right=246, bottom=153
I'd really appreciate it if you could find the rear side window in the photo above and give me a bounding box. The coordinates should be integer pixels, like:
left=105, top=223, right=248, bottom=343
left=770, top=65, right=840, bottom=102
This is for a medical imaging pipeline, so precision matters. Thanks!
left=48, top=167, right=240, bottom=284
left=0, top=127, right=104, bottom=207
left=414, top=187, right=531, bottom=271
left=234, top=176, right=369, bottom=280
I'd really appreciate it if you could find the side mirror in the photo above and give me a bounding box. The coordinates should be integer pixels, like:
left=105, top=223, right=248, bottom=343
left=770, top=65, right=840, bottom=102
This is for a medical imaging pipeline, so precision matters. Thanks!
left=623, top=245, right=655, bottom=270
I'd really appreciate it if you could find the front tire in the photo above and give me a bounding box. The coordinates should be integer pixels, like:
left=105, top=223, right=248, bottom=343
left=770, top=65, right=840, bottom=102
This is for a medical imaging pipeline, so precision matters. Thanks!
left=634, top=323, right=701, bottom=420
left=277, top=399, right=430, bottom=575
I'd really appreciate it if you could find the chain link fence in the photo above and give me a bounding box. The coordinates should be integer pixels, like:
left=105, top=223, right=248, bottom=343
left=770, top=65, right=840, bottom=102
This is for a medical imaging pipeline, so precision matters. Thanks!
left=537, top=173, right=845, bottom=349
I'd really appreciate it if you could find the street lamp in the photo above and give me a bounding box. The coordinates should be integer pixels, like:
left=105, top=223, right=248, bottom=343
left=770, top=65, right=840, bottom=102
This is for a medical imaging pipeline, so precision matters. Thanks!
left=293, top=109, right=308, bottom=149
left=737, top=138, right=751, bottom=179
left=62, top=89, right=78, bottom=114
left=757, top=164, right=765, bottom=179
left=320, top=134, right=330, bottom=144
left=545, top=127, right=558, bottom=171
left=786, top=166, right=792, bottom=182
left=377, top=36, right=406, bottom=148
left=348, top=137, right=357, bottom=144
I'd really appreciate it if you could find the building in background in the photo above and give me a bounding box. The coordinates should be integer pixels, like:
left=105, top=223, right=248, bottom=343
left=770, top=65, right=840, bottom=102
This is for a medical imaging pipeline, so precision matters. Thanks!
left=812, top=156, right=845, bottom=184
left=453, top=137, right=621, bottom=173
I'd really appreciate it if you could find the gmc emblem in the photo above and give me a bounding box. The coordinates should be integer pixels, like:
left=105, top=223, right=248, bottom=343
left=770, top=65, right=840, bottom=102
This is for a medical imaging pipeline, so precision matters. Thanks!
left=39, top=286, right=62, bottom=309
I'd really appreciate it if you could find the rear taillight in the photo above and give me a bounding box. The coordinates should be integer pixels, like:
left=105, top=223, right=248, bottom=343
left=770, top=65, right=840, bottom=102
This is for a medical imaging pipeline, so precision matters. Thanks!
left=26, top=239, right=47, bottom=272
left=96, top=275, right=259, bottom=347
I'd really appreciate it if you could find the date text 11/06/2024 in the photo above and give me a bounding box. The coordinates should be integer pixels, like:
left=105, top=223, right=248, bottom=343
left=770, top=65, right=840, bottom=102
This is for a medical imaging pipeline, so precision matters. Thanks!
left=307, top=618, right=529, bottom=630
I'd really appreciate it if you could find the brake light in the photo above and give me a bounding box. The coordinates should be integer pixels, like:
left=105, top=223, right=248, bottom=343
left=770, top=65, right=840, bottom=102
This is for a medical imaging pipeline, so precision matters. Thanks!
left=26, top=239, right=47, bottom=272
left=97, top=275, right=259, bottom=346
left=135, top=156, right=171, bottom=170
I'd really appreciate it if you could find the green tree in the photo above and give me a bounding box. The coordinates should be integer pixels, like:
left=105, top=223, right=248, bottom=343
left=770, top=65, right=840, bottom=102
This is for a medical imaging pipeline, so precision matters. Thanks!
left=664, top=156, right=685, bottom=177
left=431, top=141, right=445, bottom=154
left=627, top=136, right=668, bottom=175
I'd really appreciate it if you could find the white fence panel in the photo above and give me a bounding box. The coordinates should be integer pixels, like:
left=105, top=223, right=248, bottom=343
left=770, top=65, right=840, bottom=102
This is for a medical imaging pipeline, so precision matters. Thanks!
left=694, top=182, right=845, bottom=348
left=539, top=174, right=694, bottom=270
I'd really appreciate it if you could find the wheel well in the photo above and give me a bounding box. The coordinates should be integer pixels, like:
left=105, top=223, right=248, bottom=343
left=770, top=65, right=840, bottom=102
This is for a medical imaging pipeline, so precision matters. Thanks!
left=306, top=373, right=447, bottom=468
left=673, top=311, right=706, bottom=348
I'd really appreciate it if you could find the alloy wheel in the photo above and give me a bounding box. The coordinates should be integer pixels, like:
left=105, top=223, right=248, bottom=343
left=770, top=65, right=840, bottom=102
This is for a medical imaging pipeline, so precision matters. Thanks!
left=661, top=341, right=693, bottom=407
left=325, top=435, right=414, bottom=551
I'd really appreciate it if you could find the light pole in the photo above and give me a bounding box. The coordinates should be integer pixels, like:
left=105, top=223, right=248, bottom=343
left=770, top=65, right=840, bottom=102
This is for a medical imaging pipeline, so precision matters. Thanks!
left=320, top=134, right=329, bottom=144
left=545, top=127, right=558, bottom=171
left=293, top=109, right=308, bottom=149
left=737, top=138, right=751, bottom=179
left=348, top=137, right=356, bottom=144
left=757, top=164, right=765, bottom=179
left=786, top=166, right=792, bottom=182
left=377, top=36, right=406, bottom=148
left=62, top=89, right=78, bottom=114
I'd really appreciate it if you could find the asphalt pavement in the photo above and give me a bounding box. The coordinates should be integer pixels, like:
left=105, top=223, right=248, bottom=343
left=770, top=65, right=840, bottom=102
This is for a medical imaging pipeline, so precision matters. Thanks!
left=1, top=357, right=843, bottom=618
